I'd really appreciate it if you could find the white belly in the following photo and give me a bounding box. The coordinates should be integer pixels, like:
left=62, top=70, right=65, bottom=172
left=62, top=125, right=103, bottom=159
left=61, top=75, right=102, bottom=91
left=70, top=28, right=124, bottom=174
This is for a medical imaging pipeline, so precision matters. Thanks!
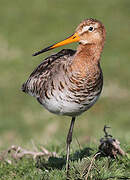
left=41, top=93, right=100, bottom=117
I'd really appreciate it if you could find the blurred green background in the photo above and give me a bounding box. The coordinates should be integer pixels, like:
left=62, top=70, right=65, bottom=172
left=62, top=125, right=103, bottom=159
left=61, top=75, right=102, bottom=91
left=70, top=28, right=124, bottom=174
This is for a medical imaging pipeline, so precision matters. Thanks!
left=0, top=0, right=130, bottom=151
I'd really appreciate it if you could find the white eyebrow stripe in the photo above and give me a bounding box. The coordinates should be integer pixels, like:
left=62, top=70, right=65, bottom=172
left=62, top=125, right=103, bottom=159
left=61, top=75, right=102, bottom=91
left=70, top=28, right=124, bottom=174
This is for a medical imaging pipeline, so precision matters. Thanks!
left=81, top=25, right=89, bottom=33
left=81, top=23, right=98, bottom=34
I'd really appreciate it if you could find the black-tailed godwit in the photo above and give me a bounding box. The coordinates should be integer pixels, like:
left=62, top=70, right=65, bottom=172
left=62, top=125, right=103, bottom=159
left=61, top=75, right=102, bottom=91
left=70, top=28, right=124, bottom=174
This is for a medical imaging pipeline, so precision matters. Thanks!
left=22, top=18, right=106, bottom=173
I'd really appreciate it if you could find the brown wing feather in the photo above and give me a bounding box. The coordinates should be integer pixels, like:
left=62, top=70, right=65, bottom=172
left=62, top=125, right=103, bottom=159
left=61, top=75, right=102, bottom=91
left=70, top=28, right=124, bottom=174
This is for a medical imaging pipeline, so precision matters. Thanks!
left=21, top=49, right=76, bottom=94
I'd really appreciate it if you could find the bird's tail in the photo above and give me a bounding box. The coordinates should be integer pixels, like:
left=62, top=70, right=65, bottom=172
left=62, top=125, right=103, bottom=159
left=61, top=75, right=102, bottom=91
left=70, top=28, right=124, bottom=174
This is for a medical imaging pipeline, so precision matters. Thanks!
left=21, top=82, right=28, bottom=93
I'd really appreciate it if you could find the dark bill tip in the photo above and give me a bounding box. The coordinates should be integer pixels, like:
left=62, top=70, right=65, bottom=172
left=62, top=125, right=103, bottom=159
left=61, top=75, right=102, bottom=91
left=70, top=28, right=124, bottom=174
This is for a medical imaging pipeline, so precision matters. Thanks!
left=32, top=45, right=53, bottom=56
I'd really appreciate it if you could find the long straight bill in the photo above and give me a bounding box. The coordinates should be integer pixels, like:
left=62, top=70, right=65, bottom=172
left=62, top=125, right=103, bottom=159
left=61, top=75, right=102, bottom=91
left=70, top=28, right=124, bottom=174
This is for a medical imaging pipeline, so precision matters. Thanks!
left=32, top=32, right=80, bottom=56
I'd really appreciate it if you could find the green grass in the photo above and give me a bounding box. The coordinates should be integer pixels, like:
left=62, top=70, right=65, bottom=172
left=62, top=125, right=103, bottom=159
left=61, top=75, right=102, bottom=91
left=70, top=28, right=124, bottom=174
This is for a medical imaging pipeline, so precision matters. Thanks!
left=0, top=145, right=130, bottom=180
left=0, top=0, right=130, bottom=179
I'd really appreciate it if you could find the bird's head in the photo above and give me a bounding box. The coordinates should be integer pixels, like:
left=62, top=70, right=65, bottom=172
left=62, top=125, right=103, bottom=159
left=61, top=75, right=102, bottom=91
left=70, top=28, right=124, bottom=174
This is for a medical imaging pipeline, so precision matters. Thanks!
left=33, top=18, right=106, bottom=56
left=75, top=18, right=106, bottom=45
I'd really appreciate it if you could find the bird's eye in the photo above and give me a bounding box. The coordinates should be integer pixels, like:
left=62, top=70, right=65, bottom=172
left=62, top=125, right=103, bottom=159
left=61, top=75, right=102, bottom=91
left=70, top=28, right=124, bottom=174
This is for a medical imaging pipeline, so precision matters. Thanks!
left=88, top=26, right=94, bottom=32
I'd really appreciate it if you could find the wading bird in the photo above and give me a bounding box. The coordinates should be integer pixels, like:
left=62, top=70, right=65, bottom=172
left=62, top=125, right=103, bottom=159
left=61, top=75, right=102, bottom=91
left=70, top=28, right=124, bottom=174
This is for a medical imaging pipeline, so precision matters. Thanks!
left=21, top=18, right=106, bottom=173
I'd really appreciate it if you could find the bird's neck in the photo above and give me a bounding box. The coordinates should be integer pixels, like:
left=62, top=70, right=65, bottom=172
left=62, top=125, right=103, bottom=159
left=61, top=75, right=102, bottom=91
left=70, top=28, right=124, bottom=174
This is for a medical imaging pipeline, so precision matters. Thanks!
left=76, top=43, right=103, bottom=63
left=71, top=43, right=103, bottom=72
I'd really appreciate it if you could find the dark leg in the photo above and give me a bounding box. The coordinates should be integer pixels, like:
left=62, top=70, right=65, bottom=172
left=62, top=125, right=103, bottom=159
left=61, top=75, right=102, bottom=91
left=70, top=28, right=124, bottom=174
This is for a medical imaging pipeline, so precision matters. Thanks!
left=66, top=117, right=76, bottom=175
